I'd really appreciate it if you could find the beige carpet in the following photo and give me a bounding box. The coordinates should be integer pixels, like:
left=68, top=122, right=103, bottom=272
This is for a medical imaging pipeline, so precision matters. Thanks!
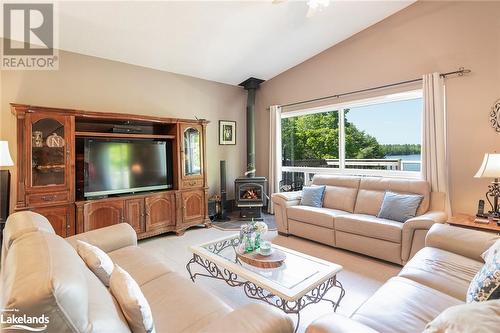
left=139, top=226, right=401, bottom=333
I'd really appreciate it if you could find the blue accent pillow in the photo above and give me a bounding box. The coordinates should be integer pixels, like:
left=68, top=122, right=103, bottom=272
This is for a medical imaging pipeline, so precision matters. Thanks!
left=377, top=191, right=423, bottom=223
left=467, top=240, right=500, bottom=302
left=300, top=186, right=326, bottom=208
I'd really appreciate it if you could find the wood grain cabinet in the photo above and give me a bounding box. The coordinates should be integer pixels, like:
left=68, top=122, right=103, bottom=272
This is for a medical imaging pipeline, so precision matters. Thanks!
left=81, top=199, right=124, bottom=232
left=76, top=192, right=177, bottom=239
left=145, top=192, right=175, bottom=232
left=13, top=107, right=76, bottom=236
left=125, top=198, right=145, bottom=234
left=31, top=204, right=75, bottom=237
left=12, top=104, right=209, bottom=239
left=181, top=189, right=205, bottom=224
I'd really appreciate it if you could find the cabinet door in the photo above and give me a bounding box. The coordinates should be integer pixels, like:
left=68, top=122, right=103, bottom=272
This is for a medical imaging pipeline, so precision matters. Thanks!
left=125, top=198, right=145, bottom=233
left=32, top=205, right=75, bottom=237
left=26, top=112, right=74, bottom=194
left=181, top=190, right=204, bottom=223
left=83, top=199, right=124, bottom=232
left=145, top=193, right=175, bottom=231
left=180, top=124, right=203, bottom=181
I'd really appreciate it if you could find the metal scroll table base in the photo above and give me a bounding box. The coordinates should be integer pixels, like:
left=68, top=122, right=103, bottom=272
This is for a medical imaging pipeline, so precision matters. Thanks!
left=186, top=252, right=345, bottom=333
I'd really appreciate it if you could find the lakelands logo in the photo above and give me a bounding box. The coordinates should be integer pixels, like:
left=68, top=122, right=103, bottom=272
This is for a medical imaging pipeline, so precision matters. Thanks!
left=1, top=2, right=58, bottom=70
left=1, top=308, right=49, bottom=331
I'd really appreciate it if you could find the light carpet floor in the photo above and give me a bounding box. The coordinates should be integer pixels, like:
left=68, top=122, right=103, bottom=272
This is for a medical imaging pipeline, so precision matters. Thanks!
left=139, top=226, right=401, bottom=333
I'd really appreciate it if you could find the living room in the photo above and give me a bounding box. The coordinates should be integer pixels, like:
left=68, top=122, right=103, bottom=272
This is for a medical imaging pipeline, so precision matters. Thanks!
left=0, top=1, right=499, bottom=332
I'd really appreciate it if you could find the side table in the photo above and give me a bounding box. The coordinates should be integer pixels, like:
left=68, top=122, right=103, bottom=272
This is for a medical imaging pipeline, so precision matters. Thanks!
left=448, top=214, right=500, bottom=233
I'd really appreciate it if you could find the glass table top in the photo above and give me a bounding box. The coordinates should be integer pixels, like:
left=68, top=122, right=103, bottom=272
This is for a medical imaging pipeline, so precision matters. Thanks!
left=193, top=234, right=342, bottom=293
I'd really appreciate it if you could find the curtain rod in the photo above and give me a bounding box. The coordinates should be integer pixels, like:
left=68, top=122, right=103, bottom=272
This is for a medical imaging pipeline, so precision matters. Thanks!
left=276, top=67, right=471, bottom=109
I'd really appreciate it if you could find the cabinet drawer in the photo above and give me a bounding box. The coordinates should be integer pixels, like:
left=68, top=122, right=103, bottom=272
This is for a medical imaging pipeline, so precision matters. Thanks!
left=182, top=179, right=204, bottom=188
left=27, top=191, right=69, bottom=205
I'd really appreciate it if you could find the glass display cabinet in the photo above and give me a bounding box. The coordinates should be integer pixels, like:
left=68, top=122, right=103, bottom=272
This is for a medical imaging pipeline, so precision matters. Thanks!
left=29, top=116, right=69, bottom=188
left=182, top=126, right=202, bottom=178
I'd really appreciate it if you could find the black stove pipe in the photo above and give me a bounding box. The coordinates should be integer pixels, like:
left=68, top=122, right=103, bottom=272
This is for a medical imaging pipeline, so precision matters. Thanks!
left=239, top=77, right=264, bottom=178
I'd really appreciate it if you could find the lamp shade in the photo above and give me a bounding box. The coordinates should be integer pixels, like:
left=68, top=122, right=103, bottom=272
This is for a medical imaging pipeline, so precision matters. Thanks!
left=474, top=153, right=500, bottom=178
left=0, top=141, right=14, bottom=167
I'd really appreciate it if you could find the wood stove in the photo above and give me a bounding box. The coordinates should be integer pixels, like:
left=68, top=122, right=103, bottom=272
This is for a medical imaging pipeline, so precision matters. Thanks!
left=235, top=77, right=267, bottom=220
left=235, top=177, right=267, bottom=220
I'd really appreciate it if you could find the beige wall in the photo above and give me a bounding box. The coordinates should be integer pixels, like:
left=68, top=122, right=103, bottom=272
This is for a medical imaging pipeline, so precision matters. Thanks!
left=256, top=1, right=500, bottom=215
left=0, top=49, right=247, bottom=211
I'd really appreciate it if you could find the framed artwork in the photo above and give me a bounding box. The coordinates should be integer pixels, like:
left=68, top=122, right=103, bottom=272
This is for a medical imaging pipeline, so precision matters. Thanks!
left=219, top=120, right=236, bottom=145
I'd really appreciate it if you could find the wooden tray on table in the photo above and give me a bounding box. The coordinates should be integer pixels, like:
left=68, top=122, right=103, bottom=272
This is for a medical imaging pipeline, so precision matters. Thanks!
left=237, top=248, right=286, bottom=269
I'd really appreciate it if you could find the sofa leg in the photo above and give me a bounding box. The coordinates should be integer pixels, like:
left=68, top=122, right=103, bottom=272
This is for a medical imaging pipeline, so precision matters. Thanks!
left=278, top=231, right=289, bottom=237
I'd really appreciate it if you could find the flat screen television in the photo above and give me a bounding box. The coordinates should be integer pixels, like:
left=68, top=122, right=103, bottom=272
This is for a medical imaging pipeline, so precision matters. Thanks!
left=84, top=138, right=173, bottom=198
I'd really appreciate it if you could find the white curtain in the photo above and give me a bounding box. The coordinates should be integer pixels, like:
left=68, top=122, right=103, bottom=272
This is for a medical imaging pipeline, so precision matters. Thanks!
left=268, top=105, right=282, bottom=214
left=422, top=73, right=451, bottom=215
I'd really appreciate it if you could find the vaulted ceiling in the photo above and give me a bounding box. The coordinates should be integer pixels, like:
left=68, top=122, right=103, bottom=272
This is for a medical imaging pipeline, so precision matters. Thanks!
left=44, top=1, right=416, bottom=85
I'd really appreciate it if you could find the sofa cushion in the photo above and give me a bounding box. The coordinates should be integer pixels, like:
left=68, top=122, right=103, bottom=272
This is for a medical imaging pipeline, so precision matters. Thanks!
left=335, top=214, right=402, bottom=243
left=377, top=191, right=423, bottom=222
left=287, top=206, right=346, bottom=229
left=2, top=231, right=91, bottom=332
left=85, top=263, right=131, bottom=333
left=1, top=211, right=55, bottom=260
left=466, top=239, right=500, bottom=302
left=423, top=300, right=500, bottom=333
left=141, top=272, right=231, bottom=333
left=351, top=277, right=462, bottom=333
left=77, top=240, right=114, bottom=286
left=300, top=185, right=326, bottom=207
left=354, top=177, right=430, bottom=216
left=399, top=247, right=483, bottom=301
left=109, top=246, right=172, bottom=286
left=313, top=175, right=360, bottom=213
left=110, top=265, right=156, bottom=333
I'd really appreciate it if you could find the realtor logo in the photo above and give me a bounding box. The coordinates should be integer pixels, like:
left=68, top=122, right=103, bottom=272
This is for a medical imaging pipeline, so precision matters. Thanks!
left=1, top=3, right=58, bottom=70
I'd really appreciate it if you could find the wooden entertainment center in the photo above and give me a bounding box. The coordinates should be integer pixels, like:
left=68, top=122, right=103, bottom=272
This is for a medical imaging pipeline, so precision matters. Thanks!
left=11, top=103, right=210, bottom=239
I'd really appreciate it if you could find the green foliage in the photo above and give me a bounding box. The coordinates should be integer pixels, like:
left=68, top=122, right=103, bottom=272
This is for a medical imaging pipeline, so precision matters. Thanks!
left=381, top=144, right=421, bottom=156
left=281, top=111, right=421, bottom=162
left=282, top=111, right=340, bottom=161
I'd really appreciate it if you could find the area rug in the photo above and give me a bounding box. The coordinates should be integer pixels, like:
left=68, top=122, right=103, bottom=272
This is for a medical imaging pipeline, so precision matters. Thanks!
left=212, top=211, right=277, bottom=231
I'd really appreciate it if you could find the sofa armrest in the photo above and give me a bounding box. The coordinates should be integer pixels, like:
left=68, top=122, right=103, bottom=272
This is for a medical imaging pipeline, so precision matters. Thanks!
left=401, top=211, right=447, bottom=262
left=425, top=223, right=499, bottom=261
left=66, top=223, right=137, bottom=253
left=306, top=313, right=379, bottom=333
left=272, top=191, right=302, bottom=234
left=198, top=303, right=294, bottom=333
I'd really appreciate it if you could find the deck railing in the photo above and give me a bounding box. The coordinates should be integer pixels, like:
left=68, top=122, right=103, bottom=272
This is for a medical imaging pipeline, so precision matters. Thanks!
left=281, top=158, right=421, bottom=187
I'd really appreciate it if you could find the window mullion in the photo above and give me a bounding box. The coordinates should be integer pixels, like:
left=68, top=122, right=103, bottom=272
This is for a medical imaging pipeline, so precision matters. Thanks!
left=339, top=109, right=345, bottom=170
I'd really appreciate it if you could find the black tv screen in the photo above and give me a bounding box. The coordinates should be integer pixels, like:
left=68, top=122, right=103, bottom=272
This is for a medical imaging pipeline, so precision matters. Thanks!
left=84, top=139, right=172, bottom=197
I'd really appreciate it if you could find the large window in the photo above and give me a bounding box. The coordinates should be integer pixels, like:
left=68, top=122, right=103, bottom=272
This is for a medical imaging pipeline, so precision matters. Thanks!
left=281, top=90, right=422, bottom=187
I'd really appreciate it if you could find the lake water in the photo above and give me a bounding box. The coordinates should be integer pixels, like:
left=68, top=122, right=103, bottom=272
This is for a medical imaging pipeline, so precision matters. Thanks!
left=385, top=154, right=421, bottom=171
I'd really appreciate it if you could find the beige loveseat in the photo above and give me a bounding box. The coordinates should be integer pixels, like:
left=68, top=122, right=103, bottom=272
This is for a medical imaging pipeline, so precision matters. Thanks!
left=272, top=175, right=447, bottom=264
left=306, top=223, right=500, bottom=333
left=0, top=211, right=294, bottom=333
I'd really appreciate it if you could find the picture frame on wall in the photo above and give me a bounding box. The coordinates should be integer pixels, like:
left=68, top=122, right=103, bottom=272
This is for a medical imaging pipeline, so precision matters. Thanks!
left=219, top=120, right=236, bottom=145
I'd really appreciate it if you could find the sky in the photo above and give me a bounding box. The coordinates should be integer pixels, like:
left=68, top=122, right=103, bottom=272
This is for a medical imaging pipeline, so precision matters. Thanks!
left=346, top=98, right=422, bottom=144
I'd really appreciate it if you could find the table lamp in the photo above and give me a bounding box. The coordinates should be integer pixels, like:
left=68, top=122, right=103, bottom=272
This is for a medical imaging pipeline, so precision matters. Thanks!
left=0, top=141, right=14, bottom=224
left=474, top=153, right=500, bottom=220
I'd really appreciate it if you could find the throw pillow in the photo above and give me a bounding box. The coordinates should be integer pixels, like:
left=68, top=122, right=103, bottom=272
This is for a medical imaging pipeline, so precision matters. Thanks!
left=377, top=191, right=423, bottom=223
left=76, top=240, right=114, bottom=286
left=467, top=239, right=500, bottom=302
left=110, top=265, right=156, bottom=333
left=481, top=239, right=500, bottom=263
left=300, top=185, right=326, bottom=207
left=423, top=300, right=500, bottom=333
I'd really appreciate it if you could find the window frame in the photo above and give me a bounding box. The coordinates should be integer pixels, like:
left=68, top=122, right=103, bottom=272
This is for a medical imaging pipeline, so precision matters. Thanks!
left=280, top=89, right=423, bottom=182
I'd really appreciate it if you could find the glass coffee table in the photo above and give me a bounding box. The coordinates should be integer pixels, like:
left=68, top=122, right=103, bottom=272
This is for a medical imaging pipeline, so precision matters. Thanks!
left=186, top=234, right=345, bottom=332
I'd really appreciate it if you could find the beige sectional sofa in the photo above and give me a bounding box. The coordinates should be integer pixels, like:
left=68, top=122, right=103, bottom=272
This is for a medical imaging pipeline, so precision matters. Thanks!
left=306, top=223, right=500, bottom=333
left=272, top=175, right=447, bottom=264
left=1, top=211, right=294, bottom=333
